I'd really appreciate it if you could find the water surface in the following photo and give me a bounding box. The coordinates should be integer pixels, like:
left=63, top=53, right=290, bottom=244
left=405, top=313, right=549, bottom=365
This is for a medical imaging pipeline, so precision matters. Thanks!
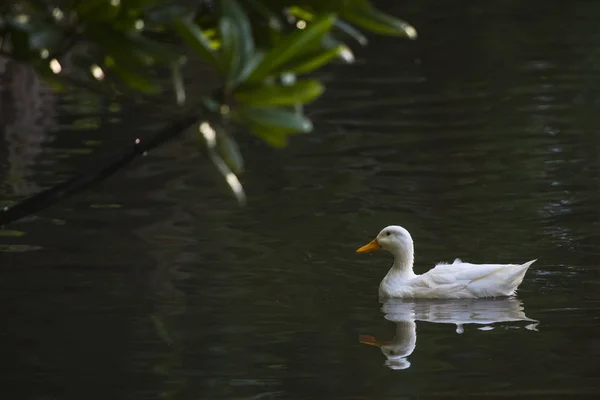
left=1, top=0, right=599, bottom=399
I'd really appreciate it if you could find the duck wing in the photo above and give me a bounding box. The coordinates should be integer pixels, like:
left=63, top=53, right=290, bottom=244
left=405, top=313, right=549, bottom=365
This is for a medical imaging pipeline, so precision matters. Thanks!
left=421, top=259, right=537, bottom=297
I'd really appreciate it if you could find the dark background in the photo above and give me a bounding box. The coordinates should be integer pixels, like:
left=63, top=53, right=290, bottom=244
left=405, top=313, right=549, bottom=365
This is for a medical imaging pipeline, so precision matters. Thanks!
left=1, top=1, right=599, bottom=399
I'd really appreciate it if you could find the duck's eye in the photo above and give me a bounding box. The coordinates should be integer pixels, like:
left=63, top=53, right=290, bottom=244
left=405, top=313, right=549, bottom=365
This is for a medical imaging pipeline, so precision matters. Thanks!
left=386, top=231, right=391, bottom=236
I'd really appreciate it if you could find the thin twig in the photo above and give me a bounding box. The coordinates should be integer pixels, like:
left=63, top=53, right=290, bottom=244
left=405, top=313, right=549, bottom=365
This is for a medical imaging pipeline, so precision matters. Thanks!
left=0, top=114, right=200, bottom=226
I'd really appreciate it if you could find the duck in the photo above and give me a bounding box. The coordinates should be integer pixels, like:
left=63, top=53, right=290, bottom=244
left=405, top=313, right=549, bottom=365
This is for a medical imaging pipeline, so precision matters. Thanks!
left=356, top=225, right=536, bottom=299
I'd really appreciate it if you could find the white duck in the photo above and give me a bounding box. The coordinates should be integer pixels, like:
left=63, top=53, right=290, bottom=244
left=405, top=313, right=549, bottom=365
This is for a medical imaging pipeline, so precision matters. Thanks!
left=356, top=225, right=536, bottom=299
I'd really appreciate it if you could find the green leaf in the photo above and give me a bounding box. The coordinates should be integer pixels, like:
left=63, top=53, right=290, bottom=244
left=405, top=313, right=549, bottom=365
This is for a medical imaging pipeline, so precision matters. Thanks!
left=220, top=0, right=256, bottom=88
left=334, top=20, right=368, bottom=46
left=172, top=16, right=221, bottom=72
left=75, top=0, right=121, bottom=22
left=286, top=6, right=314, bottom=22
left=222, top=0, right=254, bottom=59
left=216, top=131, right=244, bottom=174
left=171, top=62, right=185, bottom=105
left=342, top=3, right=417, bottom=38
left=320, top=33, right=354, bottom=63
left=202, top=96, right=220, bottom=112
left=33, top=59, right=67, bottom=91
left=151, top=315, right=173, bottom=346
left=85, top=26, right=159, bottom=67
left=210, top=152, right=246, bottom=204
left=106, top=60, right=161, bottom=94
left=247, top=13, right=336, bottom=82
left=218, top=16, right=240, bottom=86
left=275, top=45, right=345, bottom=74
left=7, top=16, right=64, bottom=51
left=128, top=34, right=183, bottom=65
left=234, top=106, right=313, bottom=133
left=234, top=79, right=324, bottom=107
left=235, top=51, right=265, bottom=84
left=144, top=4, right=188, bottom=25
left=248, top=0, right=283, bottom=31
left=287, top=7, right=364, bottom=48
left=248, top=125, right=295, bottom=148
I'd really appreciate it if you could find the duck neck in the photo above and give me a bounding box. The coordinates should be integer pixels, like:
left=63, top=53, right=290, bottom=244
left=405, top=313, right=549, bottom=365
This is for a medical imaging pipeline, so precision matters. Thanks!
left=389, top=246, right=416, bottom=279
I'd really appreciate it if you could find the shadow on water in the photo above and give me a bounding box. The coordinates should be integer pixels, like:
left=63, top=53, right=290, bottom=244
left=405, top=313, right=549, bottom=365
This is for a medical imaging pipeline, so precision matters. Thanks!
left=360, top=297, right=538, bottom=370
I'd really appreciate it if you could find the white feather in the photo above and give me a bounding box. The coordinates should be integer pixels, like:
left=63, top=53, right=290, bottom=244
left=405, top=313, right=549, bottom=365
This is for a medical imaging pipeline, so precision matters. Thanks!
left=356, top=225, right=537, bottom=299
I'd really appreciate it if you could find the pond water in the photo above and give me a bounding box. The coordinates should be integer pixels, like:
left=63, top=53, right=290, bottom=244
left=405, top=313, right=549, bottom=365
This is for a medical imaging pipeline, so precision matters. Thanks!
left=1, top=0, right=599, bottom=399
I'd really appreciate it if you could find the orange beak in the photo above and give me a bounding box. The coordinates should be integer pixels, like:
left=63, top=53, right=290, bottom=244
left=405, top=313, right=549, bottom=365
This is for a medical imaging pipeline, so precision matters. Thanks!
left=356, top=238, right=382, bottom=253
left=359, top=334, right=381, bottom=347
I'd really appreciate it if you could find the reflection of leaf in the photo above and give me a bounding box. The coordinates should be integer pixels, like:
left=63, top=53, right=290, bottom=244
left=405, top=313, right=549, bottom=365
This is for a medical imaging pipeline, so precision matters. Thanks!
left=0, top=230, right=26, bottom=237
left=151, top=315, right=173, bottom=346
left=89, top=204, right=122, bottom=209
left=0, top=244, right=43, bottom=253
left=234, top=79, right=324, bottom=106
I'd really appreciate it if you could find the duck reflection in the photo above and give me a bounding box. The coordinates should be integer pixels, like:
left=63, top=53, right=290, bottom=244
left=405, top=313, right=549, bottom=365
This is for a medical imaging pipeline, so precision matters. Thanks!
left=359, top=297, right=538, bottom=370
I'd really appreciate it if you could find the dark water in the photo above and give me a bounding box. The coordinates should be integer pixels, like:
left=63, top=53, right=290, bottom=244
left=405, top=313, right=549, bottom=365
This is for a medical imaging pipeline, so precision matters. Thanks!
left=1, top=1, right=600, bottom=399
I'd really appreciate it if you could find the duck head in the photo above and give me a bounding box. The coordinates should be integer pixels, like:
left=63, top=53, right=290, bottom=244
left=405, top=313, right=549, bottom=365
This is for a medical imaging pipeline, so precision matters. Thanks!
left=356, top=225, right=414, bottom=257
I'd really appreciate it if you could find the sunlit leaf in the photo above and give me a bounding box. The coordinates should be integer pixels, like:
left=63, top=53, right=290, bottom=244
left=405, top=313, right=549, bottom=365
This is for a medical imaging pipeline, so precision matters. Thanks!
left=342, top=2, right=417, bottom=38
left=234, top=106, right=313, bottom=133
left=216, top=131, right=244, bottom=174
left=151, top=315, right=173, bottom=346
left=210, top=152, right=246, bottom=204
left=275, top=45, right=345, bottom=74
left=287, top=5, right=368, bottom=44
left=234, top=79, right=324, bottom=107
left=320, top=33, right=354, bottom=63
left=247, top=13, right=336, bottom=82
left=198, top=121, right=246, bottom=203
left=333, top=19, right=368, bottom=46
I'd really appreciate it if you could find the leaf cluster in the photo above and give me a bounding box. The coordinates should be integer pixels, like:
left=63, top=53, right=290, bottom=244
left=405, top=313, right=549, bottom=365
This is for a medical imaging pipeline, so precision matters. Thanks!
left=0, top=0, right=416, bottom=200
